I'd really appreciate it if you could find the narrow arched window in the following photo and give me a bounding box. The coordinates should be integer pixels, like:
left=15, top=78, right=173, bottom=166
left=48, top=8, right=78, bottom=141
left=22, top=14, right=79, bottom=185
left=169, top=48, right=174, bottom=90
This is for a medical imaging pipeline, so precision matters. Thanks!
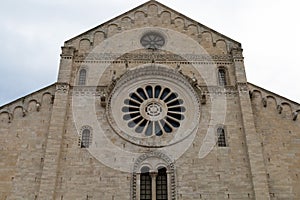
left=78, top=69, right=87, bottom=85
left=156, top=167, right=168, bottom=200
left=140, top=166, right=152, bottom=200
left=217, top=127, right=227, bottom=147
left=218, top=68, right=227, bottom=86
left=81, top=129, right=90, bottom=148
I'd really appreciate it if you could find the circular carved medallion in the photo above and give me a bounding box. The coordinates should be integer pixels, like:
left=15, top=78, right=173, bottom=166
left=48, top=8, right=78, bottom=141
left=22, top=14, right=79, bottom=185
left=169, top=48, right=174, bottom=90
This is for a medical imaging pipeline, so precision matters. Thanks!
left=140, top=32, right=165, bottom=49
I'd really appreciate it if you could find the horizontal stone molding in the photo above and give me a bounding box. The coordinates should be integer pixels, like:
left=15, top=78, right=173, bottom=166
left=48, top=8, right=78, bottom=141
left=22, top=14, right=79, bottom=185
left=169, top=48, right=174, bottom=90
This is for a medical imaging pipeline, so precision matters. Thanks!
left=74, top=53, right=232, bottom=62
left=71, top=85, right=242, bottom=97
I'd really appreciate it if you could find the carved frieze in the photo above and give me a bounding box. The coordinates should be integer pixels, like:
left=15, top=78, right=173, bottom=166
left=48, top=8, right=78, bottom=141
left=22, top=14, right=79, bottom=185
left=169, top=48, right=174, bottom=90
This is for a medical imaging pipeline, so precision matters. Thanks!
left=71, top=86, right=107, bottom=96
left=237, top=83, right=249, bottom=93
left=72, top=85, right=240, bottom=97
left=75, top=52, right=232, bottom=62
left=200, top=86, right=239, bottom=96
left=56, top=83, right=70, bottom=94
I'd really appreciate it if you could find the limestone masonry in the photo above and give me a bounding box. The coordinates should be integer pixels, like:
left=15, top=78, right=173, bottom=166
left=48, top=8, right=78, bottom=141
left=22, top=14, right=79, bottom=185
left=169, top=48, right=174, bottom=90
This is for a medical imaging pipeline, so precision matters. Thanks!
left=1, top=1, right=300, bottom=199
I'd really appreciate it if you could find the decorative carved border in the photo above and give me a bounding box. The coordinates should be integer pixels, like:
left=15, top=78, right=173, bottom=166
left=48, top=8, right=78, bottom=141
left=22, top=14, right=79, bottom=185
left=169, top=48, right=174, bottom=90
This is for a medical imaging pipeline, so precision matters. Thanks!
left=78, top=125, right=93, bottom=148
left=75, top=53, right=232, bottom=62
left=237, top=83, right=248, bottom=93
left=201, top=86, right=239, bottom=96
left=71, top=86, right=107, bottom=96
left=71, top=85, right=242, bottom=97
left=56, top=83, right=70, bottom=94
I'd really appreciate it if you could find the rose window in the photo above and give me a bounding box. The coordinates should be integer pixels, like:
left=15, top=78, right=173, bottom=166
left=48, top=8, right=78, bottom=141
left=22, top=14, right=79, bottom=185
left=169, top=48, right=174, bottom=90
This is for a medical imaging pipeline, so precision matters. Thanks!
left=107, top=65, right=200, bottom=147
left=122, top=85, right=185, bottom=136
left=140, top=32, right=165, bottom=49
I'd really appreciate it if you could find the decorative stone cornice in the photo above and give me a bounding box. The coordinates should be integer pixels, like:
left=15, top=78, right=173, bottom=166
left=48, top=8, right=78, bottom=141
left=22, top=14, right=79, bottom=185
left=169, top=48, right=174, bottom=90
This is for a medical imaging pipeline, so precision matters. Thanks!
left=75, top=52, right=232, bottom=62
left=71, top=85, right=242, bottom=97
left=60, top=46, right=76, bottom=59
left=236, top=82, right=249, bottom=93
left=0, top=84, right=56, bottom=124
left=56, top=83, right=70, bottom=94
left=248, top=83, right=300, bottom=121
left=71, top=86, right=107, bottom=96
left=200, top=85, right=238, bottom=96
left=231, top=47, right=243, bottom=58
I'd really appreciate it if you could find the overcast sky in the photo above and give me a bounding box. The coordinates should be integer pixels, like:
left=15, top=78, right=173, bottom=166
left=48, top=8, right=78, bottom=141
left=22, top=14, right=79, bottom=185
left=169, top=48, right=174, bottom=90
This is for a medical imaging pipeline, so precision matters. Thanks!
left=0, top=0, right=299, bottom=106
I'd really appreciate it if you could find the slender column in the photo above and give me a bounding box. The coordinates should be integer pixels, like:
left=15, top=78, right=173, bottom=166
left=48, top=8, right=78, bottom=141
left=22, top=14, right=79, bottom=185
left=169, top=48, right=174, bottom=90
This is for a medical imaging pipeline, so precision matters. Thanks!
left=150, top=172, right=157, bottom=200
left=136, top=173, right=141, bottom=200
left=167, top=171, right=171, bottom=200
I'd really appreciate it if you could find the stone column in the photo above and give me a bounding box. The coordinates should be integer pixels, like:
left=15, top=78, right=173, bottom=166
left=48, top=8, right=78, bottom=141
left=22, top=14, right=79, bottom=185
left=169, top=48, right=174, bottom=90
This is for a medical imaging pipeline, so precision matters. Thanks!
left=232, top=48, right=270, bottom=200
left=167, top=171, right=172, bottom=200
left=136, top=173, right=141, bottom=200
left=150, top=172, right=158, bottom=200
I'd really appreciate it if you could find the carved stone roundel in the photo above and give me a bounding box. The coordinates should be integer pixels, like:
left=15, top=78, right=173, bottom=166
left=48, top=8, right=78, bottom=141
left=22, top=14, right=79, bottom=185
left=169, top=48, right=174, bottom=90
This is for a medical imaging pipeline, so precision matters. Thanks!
left=140, top=31, right=165, bottom=49
left=107, top=65, right=200, bottom=147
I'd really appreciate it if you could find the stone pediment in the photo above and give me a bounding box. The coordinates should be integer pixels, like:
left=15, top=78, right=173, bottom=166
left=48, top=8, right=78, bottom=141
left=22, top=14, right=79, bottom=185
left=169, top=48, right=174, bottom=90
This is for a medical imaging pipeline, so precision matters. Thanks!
left=64, top=0, right=241, bottom=55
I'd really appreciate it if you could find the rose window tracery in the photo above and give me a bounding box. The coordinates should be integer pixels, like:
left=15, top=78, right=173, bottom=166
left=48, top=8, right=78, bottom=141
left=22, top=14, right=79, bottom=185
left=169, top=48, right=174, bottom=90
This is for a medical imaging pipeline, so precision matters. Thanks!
left=140, top=32, right=166, bottom=49
left=122, top=85, right=185, bottom=136
left=106, top=65, right=200, bottom=147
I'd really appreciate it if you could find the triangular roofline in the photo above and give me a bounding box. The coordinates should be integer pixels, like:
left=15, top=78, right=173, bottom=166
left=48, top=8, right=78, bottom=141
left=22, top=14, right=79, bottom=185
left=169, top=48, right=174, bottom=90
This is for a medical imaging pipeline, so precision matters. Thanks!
left=65, top=0, right=241, bottom=47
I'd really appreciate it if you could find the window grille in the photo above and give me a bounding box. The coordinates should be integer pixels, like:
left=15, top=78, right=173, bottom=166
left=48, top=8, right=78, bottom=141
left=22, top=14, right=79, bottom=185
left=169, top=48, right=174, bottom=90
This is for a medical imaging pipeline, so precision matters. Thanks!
left=140, top=167, right=152, bottom=200
left=81, top=129, right=90, bottom=148
left=156, top=167, right=168, bottom=200
left=78, top=69, right=87, bottom=85
left=217, top=127, right=227, bottom=147
left=218, top=68, right=227, bottom=86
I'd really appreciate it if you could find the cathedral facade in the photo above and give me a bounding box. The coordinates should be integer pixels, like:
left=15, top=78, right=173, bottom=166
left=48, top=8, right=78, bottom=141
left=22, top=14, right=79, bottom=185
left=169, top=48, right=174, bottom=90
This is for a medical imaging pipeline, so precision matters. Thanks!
left=1, top=1, right=300, bottom=199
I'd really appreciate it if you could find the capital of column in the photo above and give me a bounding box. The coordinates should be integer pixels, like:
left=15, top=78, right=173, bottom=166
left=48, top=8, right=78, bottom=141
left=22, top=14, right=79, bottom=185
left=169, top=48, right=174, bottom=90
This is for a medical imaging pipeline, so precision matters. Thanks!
left=150, top=171, right=158, bottom=178
left=231, top=47, right=243, bottom=57
left=60, top=46, right=76, bottom=58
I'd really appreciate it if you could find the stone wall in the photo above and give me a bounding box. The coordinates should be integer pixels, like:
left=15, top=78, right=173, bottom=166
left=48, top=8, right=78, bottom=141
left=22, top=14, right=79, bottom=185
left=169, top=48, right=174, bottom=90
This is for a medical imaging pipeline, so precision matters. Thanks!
left=0, top=85, right=55, bottom=199
left=1, top=1, right=300, bottom=200
left=250, top=84, right=300, bottom=199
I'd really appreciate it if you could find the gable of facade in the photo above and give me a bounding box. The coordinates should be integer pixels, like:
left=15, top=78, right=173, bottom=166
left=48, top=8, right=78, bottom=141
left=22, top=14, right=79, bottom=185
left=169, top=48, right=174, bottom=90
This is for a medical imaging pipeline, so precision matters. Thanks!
left=1, top=1, right=300, bottom=200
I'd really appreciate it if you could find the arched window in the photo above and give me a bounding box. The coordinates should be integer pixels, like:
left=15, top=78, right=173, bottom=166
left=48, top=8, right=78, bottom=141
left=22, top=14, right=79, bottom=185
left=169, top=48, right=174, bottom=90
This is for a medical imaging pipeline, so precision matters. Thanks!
left=140, top=166, right=152, bottom=200
left=132, top=152, right=175, bottom=200
left=218, top=68, right=227, bottom=86
left=81, top=129, right=91, bottom=148
left=78, top=69, right=87, bottom=85
left=217, top=127, right=227, bottom=147
left=156, top=167, right=168, bottom=200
